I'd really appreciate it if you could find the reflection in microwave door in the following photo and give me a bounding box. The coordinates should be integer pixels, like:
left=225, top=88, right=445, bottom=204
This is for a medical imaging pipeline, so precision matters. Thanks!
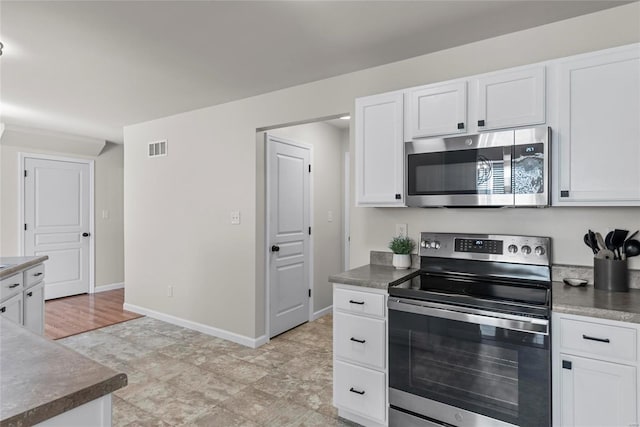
left=476, top=156, right=493, bottom=184
left=514, top=154, right=544, bottom=194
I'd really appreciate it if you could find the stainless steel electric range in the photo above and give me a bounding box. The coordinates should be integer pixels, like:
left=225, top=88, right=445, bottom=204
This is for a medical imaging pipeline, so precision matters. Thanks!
left=388, top=232, right=552, bottom=427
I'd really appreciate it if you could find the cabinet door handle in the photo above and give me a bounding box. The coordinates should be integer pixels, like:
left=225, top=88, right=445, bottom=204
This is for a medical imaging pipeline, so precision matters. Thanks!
left=8, top=283, right=20, bottom=289
left=0, top=307, right=5, bottom=313
left=27, top=292, right=33, bottom=297
left=348, top=300, right=365, bottom=305
left=271, top=245, right=280, bottom=252
left=478, top=119, right=485, bottom=127
left=582, top=334, right=610, bottom=343
left=350, top=337, right=366, bottom=344
left=457, top=122, right=464, bottom=130
left=562, top=360, right=572, bottom=370
left=349, top=387, right=365, bottom=395
left=33, top=272, right=43, bottom=277
left=395, top=193, right=402, bottom=200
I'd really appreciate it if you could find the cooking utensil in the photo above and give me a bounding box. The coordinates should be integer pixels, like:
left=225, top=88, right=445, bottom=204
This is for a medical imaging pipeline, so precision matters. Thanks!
left=589, top=230, right=598, bottom=255
left=612, top=229, right=629, bottom=260
left=624, top=239, right=640, bottom=258
left=595, top=232, right=607, bottom=253
left=584, top=233, right=597, bottom=254
left=595, top=248, right=615, bottom=259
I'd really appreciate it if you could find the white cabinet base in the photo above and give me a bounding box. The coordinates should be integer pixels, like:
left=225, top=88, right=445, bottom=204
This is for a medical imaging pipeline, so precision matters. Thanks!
left=338, top=408, right=387, bottom=427
left=36, top=394, right=112, bottom=427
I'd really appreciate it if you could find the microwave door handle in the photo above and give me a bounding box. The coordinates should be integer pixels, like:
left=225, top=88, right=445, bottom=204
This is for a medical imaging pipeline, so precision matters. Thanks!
left=503, top=146, right=512, bottom=194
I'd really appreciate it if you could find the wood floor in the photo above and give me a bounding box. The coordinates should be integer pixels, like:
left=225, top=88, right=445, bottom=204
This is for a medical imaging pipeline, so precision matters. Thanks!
left=45, top=289, right=143, bottom=340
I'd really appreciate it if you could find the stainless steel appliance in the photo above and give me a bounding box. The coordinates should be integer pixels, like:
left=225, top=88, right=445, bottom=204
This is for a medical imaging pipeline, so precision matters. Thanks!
left=388, top=232, right=552, bottom=427
left=405, top=126, right=550, bottom=207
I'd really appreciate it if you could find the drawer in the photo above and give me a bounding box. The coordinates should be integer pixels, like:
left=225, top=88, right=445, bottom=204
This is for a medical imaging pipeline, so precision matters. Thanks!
left=559, top=317, right=637, bottom=362
left=334, top=360, right=386, bottom=423
left=334, top=312, right=386, bottom=369
left=24, top=264, right=45, bottom=288
left=334, top=288, right=385, bottom=318
left=1, top=273, right=24, bottom=301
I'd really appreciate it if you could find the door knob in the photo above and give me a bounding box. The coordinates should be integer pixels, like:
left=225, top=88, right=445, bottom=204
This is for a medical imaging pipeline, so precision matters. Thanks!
left=82, top=232, right=90, bottom=237
left=271, top=245, right=280, bottom=252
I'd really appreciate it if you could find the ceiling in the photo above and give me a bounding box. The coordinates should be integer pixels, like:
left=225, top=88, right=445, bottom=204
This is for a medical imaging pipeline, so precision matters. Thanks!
left=0, top=1, right=631, bottom=143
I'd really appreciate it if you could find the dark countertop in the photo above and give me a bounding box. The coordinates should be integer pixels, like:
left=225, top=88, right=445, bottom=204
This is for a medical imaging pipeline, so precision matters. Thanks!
left=552, top=281, right=640, bottom=324
left=329, top=264, right=418, bottom=290
left=0, top=318, right=127, bottom=427
left=329, top=264, right=640, bottom=324
left=0, top=256, right=49, bottom=280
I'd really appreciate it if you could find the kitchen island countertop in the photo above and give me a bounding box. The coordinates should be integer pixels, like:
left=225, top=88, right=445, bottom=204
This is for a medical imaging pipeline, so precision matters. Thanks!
left=329, top=264, right=418, bottom=290
left=0, top=317, right=127, bottom=427
left=0, top=256, right=49, bottom=279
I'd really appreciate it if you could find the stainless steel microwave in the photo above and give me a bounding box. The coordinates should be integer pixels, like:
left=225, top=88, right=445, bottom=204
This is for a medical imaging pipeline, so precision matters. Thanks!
left=406, top=126, right=550, bottom=207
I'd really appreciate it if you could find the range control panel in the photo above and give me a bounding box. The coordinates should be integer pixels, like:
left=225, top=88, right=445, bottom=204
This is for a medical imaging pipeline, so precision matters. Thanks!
left=419, top=232, right=551, bottom=266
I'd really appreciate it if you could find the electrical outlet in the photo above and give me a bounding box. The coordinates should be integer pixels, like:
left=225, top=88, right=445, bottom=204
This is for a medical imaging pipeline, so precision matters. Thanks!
left=167, top=286, right=173, bottom=297
left=231, top=211, right=240, bottom=225
left=327, top=210, right=333, bottom=222
left=102, top=209, right=109, bottom=219
left=396, top=223, right=408, bottom=237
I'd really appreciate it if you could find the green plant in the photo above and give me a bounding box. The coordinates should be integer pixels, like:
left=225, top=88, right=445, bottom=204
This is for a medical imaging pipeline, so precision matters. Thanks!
left=388, top=236, right=415, bottom=255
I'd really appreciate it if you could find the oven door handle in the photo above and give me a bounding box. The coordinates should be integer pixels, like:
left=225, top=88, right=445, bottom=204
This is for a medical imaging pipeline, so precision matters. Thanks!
left=388, top=298, right=548, bottom=335
left=503, top=146, right=512, bottom=194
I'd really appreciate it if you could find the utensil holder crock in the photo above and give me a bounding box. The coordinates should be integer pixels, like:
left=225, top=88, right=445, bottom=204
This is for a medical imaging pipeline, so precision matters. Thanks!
left=594, top=258, right=629, bottom=292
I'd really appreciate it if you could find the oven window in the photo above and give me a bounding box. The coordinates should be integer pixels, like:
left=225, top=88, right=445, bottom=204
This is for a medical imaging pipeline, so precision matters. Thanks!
left=389, top=309, right=550, bottom=427
left=408, top=147, right=508, bottom=195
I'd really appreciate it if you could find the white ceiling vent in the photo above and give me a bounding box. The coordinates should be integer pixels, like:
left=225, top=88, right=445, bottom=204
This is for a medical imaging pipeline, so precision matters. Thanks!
left=148, top=140, right=167, bottom=157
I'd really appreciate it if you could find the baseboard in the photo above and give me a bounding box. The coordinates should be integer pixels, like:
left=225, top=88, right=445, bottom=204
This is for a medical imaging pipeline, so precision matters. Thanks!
left=313, top=305, right=333, bottom=320
left=93, top=282, right=124, bottom=293
left=122, top=303, right=267, bottom=349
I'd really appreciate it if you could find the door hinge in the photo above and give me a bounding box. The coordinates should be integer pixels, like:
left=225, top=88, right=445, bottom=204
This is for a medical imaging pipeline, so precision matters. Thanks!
left=308, top=164, right=311, bottom=173
left=308, top=289, right=311, bottom=298
left=24, top=224, right=27, bottom=231
left=24, top=170, right=27, bottom=178
left=308, top=227, right=311, bottom=235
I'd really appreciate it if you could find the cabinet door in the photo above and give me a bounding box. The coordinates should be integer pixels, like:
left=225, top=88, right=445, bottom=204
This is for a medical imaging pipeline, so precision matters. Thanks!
left=355, top=91, right=405, bottom=206
left=24, top=281, right=45, bottom=335
left=556, top=45, right=640, bottom=205
left=475, top=66, right=545, bottom=131
left=559, top=354, right=637, bottom=427
left=409, top=81, right=467, bottom=138
left=0, top=292, right=23, bottom=325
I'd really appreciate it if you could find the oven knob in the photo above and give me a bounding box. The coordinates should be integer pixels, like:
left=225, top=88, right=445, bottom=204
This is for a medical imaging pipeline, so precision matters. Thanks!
left=421, top=240, right=429, bottom=248
left=508, top=244, right=518, bottom=254
left=431, top=241, right=441, bottom=249
left=521, top=245, right=532, bottom=255
left=535, top=246, right=546, bottom=256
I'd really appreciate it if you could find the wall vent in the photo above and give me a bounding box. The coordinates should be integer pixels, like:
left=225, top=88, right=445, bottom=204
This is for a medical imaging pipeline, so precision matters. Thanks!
left=148, top=140, right=167, bottom=157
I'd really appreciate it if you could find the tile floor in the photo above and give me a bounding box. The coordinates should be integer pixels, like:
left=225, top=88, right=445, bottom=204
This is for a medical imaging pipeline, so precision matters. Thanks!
left=59, top=314, right=356, bottom=426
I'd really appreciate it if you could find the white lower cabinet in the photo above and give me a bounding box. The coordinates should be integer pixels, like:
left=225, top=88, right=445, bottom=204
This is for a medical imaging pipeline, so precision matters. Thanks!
left=553, top=312, right=640, bottom=427
left=0, top=292, right=24, bottom=325
left=24, top=281, right=45, bottom=335
left=333, top=283, right=388, bottom=426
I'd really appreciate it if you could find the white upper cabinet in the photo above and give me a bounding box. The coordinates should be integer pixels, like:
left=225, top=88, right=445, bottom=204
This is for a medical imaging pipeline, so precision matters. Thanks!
left=408, top=81, right=467, bottom=139
left=355, top=91, right=405, bottom=207
left=474, top=66, right=546, bottom=131
left=555, top=44, right=640, bottom=205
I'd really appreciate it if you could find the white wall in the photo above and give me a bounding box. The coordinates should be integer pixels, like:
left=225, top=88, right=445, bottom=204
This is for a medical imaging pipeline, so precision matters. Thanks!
left=269, top=122, right=347, bottom=313
left=0, top=132, right=124, bottom=288
left=124, top=3, right=640, bottom=340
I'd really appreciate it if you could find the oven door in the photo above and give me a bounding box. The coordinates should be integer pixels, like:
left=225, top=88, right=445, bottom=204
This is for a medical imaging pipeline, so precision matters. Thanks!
left=388, top=298, right=550, bottom=427
left=406, top=130, right=514, bottom=207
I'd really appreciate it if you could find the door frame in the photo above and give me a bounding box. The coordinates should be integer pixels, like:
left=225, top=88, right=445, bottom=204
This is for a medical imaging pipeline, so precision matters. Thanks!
left=264, top=134, right=314, bottom=339
left=18, top=152, right=96, bottom=294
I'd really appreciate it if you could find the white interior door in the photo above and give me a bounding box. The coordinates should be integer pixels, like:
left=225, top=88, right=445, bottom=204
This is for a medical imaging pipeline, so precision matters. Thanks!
left=24, top=157, right=91, bottom=300
left=267, top=135, right=310, bottom=338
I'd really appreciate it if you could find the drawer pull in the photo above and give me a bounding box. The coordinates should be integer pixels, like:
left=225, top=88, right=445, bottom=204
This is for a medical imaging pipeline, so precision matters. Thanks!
left=27, top=292, right=33, bottom=297
left=582, top=334, right=610, bottom=343
left=0, top=307, right=5, bottom=313
left=348, top=300, right=365, bottom=305
left=33, top=272, right=43, bottom=277
left=350, top=337, right=366, bottom=344
left=349, top=387, right=365, bottom=395
left=8, top=283, right=20, bottom=289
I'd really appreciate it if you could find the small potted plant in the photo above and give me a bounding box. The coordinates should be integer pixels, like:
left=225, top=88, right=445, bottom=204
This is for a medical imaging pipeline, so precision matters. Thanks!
left=389, top=236, right=415, bottom=270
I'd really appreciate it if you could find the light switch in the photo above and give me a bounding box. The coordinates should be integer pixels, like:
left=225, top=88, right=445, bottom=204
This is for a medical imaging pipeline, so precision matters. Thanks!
left=102, top=209, right=110, bottom=219
left=328, top=210, right=333, bottom=222
left=396, top=223, right=408, bottom=237
left=231, top=211, right=241, bottom=225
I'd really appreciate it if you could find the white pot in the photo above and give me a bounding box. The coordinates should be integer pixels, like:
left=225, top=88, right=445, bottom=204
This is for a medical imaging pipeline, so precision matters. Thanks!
left=392, top=254, right=411, bottom=270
